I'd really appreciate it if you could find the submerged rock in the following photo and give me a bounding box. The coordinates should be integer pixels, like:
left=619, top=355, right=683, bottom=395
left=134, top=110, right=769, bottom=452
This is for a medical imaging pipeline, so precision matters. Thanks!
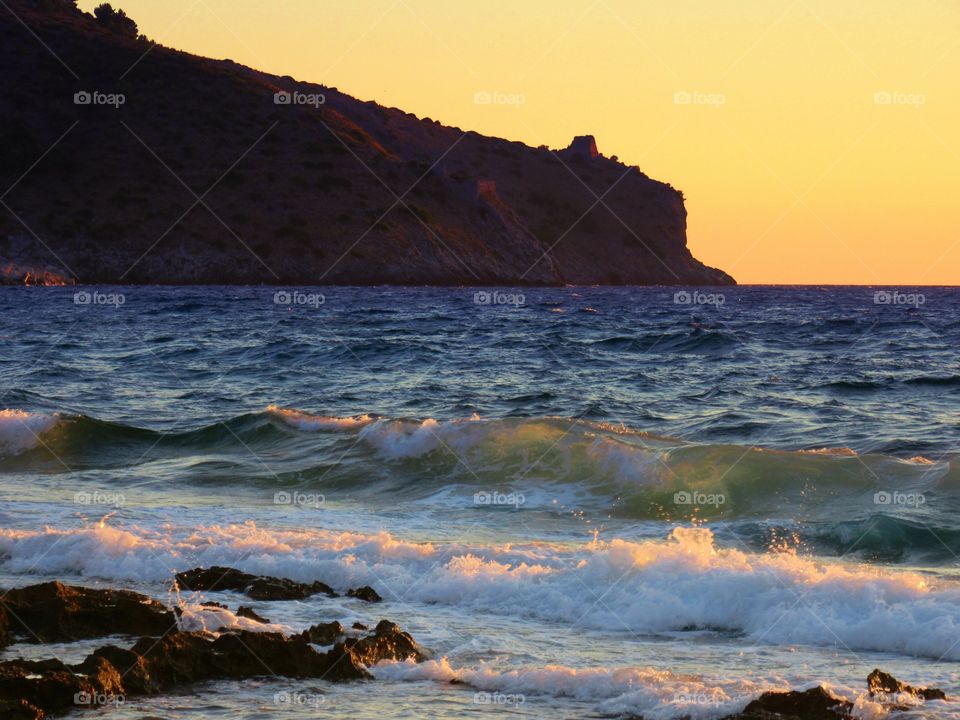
left=1, top=582, right=175, bottom=643
left=236, top=606, right=270, bottom=624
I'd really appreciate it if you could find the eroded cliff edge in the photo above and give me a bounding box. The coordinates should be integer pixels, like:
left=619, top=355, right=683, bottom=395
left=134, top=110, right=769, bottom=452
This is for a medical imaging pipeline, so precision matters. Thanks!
left=0, top=1, right=734, bottom=286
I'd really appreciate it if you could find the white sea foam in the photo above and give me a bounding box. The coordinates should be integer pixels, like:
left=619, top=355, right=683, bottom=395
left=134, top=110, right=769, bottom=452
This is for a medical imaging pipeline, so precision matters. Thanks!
left=373, top=658, right=775, bottom=719
left=266, top=405, right=372, bottom=430
left=176, top=600, right=292, bottom=635
left=0, top=409, right=59, bottom=455
left=1, top=522, right=958, bottom=660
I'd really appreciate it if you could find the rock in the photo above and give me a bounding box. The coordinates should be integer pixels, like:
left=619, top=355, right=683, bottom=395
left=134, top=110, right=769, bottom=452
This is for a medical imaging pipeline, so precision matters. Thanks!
left=246, top=577, right=337, bottom=601
left=727, top=686, right=853, bottom=719
left=351, top=622, right=369, bottom=631
left=347, top=586, right=383, bottom=603
left=566, top=134, right=599, bottom=159
left=175, top=566, right=338, bottom=600
left=867, top=668, right=946, bottom=702
left=0, top=581, right=434, bottom=719
left=0, top=603, right=10, bottom=648
left=0, top=699, right=44, bottom=720
left=236, top=606, right=270, bottom=624
left=301, top=621, right=345, bottom=645
left=2, top=582, right=175, bottom=643
left=344, top=619, right=429, bottom=666
left=175, top=566, right=258, bottom=592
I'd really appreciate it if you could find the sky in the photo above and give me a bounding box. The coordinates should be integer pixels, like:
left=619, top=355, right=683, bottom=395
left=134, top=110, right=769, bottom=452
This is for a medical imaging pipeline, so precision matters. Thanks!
left=78, top=0, right=960, bottom=285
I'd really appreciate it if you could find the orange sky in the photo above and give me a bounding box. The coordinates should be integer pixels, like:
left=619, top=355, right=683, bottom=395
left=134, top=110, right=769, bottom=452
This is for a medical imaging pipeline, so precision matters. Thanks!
left=79, top=0, right=960, bottom=284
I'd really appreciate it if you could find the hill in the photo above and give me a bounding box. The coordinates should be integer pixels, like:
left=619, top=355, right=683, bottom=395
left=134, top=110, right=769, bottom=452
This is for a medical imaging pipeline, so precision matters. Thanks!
left=0, top=0, right=734, bottom=286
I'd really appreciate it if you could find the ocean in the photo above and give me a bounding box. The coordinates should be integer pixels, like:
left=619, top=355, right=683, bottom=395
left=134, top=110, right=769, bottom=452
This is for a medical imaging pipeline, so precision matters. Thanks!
left=1, top=285, right=958, bottom=718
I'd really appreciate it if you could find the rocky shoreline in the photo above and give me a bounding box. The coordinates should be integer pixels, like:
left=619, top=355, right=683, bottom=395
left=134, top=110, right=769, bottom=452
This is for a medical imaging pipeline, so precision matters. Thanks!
left=0, top=570, right=947, bottom=719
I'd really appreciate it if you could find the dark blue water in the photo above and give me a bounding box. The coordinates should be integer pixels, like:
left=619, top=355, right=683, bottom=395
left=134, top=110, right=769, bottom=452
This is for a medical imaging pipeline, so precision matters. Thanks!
left=1, top=286, right=958, bottom=719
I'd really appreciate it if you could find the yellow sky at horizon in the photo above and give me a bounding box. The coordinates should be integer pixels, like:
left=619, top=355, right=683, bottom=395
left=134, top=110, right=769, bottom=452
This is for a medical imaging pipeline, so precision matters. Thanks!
left=79, top=0, right=960, bottom=284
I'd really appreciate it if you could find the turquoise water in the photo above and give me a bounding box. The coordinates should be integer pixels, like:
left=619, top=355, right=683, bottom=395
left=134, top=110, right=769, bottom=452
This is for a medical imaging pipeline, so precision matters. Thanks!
left=1, top=285, right=958, bottom=718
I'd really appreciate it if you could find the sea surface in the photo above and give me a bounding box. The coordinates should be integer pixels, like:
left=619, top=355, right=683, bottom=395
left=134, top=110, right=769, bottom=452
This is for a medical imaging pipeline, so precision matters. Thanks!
left=0, top=285, right=958, bottom=719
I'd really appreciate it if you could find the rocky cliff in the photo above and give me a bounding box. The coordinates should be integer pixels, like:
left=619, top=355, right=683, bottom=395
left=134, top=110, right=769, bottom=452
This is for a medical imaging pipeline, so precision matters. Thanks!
left=0, top=0, right=734, bottom=286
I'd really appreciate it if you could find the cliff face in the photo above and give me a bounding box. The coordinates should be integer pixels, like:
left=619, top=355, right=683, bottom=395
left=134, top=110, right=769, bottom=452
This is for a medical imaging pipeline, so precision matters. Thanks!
left=0, top=0, right=734, bottom=286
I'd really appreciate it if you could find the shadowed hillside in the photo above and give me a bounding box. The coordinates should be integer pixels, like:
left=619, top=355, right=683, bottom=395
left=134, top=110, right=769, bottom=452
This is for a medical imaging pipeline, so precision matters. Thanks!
left=0, top=0, right=734, bottom=286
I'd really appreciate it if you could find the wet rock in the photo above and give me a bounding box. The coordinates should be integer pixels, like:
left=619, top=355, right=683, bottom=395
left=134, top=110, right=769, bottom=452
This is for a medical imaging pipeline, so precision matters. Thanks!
left=0, top=699, right=44, bottom=720
left=175, top=566, right=337, bottom=600
left=867, top=668, right=946, bottom=702
left=0, top=603, right=10, bottom=648
left=246, top=577, right=337, bottom=601
left=351, top=622, right=368, bottom=631
left=2, top=582, right=175, bottom=643
left=236, top=606, right=270, bottom=624
left=347, top=586, right=382, bottom=603
left=301, top=621, right=345, bottom=645
left=200, top=601, right=228, bottom=609
left=729, top=686, right=853, bottom=719
left=175, top=566, right=259, bottom=592
left=0, top=583, right=430, bottom=718
left=345, top=619, right=429, bottom=665
left=0, top=656, right=122, bottom=716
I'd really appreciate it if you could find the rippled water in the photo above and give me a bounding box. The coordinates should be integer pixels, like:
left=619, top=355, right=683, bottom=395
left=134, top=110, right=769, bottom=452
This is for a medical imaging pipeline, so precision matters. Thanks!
left=1, top=286, right=958, bottom=719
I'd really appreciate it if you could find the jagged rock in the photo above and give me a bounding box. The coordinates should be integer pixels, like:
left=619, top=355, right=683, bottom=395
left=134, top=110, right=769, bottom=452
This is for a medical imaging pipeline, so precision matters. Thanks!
left=347, top=586, right=383, bottom=603
left=729, top=686, right=852, bottom=719
left=236, top=606, right=270, bottom=624
left=1, top=629, right=375, bottom=717
left=2, top=582, right=175, bottom=643
left=867, top=668, right=946, bottom=702
left=301, top=621, right=345, bottom=645
left=175, top=566, right=337, bottom=600
left=344, top=619, right=429, bottom=666
left=565, top=134, right=599, bottom=159
left=200, top=601, right=228, bottom=609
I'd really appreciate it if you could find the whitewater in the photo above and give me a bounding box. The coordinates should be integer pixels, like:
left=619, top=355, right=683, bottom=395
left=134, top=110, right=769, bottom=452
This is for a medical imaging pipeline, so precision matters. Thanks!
left=1, top=285, right=958, bottom=719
